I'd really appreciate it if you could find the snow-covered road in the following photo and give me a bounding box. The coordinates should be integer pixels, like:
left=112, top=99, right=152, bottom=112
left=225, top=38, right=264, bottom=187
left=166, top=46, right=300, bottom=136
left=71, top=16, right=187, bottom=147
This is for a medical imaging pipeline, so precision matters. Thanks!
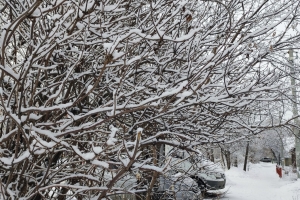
left=215, top=163, right=300, bottom=200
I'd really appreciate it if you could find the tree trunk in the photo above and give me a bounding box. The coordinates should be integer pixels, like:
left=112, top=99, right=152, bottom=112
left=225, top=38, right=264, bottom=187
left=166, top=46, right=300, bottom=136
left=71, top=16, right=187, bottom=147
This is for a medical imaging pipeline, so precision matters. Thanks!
left=270, top=148, right=277, bottom=163
left=243, top=142, right=250, bottom=171
left=225, top=150, right=231, bottom=170
left=234, top=156, right=238, bottom=167
left=221, top=150, right=226, bottom=168
left=146, top=145, right=159, bottom=200
left=210, top=148, right=215, bottom=162
left=291, top=148, right=296, bottom=169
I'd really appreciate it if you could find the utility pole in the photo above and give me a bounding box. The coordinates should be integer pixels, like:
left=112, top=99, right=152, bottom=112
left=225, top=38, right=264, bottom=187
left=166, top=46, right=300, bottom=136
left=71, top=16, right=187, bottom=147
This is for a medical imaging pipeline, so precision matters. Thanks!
left=243, top=141, right=249, bottom=172
left=289, top=48, right=300, bottom=177
left=279, top=111, right=284, bottom=166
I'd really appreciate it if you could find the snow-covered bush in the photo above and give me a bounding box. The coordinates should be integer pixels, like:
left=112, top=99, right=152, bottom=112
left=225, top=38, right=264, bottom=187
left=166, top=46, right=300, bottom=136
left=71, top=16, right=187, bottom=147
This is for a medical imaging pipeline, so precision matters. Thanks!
left=0, top=0, right=300, bottom=199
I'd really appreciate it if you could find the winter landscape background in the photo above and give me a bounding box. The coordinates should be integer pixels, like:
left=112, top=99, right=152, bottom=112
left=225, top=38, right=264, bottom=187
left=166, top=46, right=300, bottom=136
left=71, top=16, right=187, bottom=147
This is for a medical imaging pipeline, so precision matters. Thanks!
left=1, top=0, right=300, bottom=199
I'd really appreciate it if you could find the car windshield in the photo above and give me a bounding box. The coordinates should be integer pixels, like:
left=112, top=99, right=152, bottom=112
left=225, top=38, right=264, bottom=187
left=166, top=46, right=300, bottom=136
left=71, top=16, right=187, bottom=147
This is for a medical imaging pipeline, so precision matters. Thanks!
left=171, top=158, right=194, bottom=172
left=170, top=156, right=225, bottom=175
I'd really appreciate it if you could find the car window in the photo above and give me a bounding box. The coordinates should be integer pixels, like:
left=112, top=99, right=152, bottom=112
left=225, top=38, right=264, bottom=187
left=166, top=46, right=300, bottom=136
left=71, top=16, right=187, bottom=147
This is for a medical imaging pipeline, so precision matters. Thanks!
left=172, top=159, right=193, bottom=172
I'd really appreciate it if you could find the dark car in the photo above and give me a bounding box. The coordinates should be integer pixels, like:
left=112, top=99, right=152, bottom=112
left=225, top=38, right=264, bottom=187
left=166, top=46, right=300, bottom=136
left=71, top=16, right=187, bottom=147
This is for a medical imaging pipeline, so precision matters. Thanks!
left=171, top=157, right=226, bottom=192
left=260, top=157, right=272, bottom=162
left=107, top=170, right=201, bottom=200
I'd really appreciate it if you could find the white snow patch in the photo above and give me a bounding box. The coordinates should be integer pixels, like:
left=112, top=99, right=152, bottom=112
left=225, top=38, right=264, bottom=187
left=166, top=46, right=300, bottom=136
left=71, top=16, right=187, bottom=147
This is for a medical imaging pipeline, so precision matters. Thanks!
left=107, top=125, right=118, bottom=145
left=107, top=137, right=118, bottom=146
left=93, top=146, right=103, bottom=154
left=87, top=85, right=93, bottom=92
left=92, top=160, right=109, bottom=169
left=222, top=163, right=300, bottom=200
left=137, top=128, right=143, bottom=134
left=72, top=146, right=95, bottom=160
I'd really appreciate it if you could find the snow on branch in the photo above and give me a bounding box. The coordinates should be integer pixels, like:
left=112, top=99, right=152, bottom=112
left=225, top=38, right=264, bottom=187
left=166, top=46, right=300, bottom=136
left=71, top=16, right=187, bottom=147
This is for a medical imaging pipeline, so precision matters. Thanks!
left=0, top=0, right=300, bottom=199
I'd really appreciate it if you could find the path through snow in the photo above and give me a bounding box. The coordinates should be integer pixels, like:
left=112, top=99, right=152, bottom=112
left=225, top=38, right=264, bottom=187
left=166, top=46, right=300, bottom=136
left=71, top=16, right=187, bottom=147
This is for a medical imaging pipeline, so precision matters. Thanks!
left=209, top=162, right=300, bottom=200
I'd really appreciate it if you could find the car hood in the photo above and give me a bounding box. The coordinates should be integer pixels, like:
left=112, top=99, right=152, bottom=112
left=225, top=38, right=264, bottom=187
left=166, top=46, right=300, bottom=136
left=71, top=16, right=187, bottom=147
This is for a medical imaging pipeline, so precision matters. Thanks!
left=158, top=174, right=200, bottom=193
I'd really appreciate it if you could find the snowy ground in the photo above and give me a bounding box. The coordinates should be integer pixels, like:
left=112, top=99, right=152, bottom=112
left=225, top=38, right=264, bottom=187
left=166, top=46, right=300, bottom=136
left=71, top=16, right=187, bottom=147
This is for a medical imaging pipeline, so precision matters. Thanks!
left=206, top=162, right=300, bottom=200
